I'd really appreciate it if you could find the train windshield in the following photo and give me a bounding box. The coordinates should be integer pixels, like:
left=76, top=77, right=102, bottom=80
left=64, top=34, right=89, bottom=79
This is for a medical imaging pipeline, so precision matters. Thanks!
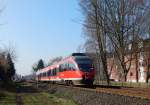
left=78, top=64, right=93, bottom=72
left=75, top=58, right=93, bottom=72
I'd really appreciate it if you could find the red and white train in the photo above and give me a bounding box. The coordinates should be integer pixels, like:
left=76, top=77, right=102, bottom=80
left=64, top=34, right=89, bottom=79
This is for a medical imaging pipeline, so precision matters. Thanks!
left=36, top=53, right=95, bottom=85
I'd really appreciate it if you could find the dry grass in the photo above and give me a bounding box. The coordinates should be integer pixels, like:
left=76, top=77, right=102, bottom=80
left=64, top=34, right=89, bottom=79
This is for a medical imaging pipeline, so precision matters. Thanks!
left=95, top=86, right=150, bottom=99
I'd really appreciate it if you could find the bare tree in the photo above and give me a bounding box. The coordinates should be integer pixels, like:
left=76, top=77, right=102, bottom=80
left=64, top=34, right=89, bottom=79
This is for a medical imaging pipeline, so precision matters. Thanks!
left=80, top=0, right=150, bottom=82
left=0, top=53, right=9, bottom=81
left=0, top=45, right=17, bottom=82
left=104, top=0, right=150, bottom=81
left=80, top=0, right=110, bottom=84
left=143, top=39, right=150, bottom=83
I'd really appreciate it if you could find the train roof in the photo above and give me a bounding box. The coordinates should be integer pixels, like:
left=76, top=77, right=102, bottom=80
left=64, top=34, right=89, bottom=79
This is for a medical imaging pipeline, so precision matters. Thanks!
left=71, top=53, right=86, bottom=56
left=54, top=53, right=91, bottom=64
left=73, top=55, right=90, bottom=59
left=36, top=63, right=59, bottom=75
left=36, top=53, right=91, bottom=75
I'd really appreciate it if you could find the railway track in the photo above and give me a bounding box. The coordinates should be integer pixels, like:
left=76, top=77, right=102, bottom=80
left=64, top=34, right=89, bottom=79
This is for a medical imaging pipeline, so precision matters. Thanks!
left=34, top=82, right=150, bottom=105
left=18, top=81, right=149, bottom=105
left=34, top=82, right=150, bottom=100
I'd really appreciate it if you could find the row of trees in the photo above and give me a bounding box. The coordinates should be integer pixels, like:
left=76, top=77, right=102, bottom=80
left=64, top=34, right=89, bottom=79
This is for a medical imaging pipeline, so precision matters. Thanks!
left=0, top=48, right=16, bottom=82
left=80, top=0, right=150, bottom=84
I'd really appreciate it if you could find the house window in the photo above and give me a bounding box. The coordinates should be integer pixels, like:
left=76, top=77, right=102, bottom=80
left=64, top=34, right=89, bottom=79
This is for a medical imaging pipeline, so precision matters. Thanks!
left=130, top=72, right=133, bottom=76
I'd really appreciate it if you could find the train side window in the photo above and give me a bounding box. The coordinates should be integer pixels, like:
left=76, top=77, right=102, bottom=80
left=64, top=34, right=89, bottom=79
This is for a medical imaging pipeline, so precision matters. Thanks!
left=38, top=74, right=40, bottom=78
left=68, top=63, right=72, bottom=70
left=51, top=70, right=53, bottom=76
left=50, top=70, right=52, bottom=76
left=56, top=68, right=59, bottom=75
left=62, top=63, right=66, bottom=71
left=55, top=69, right=57, bottom=75
left=54, top=68, right=56, bottom=76
left=65, top=63, right=68, bottom=70
left=69, top=63, right=76, bottom=70
left=61, top=63, right=68, bottom=71
left=66, top=62, right=69, bottom=70
left=47, top=71, right=49, bottom=76
left=53, top=69, right=55, bottom=76
left=67, top=63, right=70, bottom=70
left=48, top=70, right=51, bottom=76
left=52, top=68, right=55, bottom=76
left=44, top=73, right=46, bottom=77
left=53, top=70, right=55, bottom=76
left=59, top=64, right=63, bottom=72
left=61, top=64, right=64, bottom=72
left=46, top=72, right=48, bottom=77
left=45, top=72, right=47, bottom=77
left=55, top=68, right=58, bottom=75
left=50, top=70, right=51, bottom=76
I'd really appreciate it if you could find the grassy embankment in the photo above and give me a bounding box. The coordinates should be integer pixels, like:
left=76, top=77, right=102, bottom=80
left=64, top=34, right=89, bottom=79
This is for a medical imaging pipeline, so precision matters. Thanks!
left=0, top=82, right=77, bottom=105
left=0, top=81, right=16, bottom=105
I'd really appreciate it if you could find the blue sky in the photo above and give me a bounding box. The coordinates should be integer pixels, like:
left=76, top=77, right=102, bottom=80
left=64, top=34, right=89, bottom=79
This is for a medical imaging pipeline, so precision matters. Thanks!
left=0, top=0, right=84, bottom=75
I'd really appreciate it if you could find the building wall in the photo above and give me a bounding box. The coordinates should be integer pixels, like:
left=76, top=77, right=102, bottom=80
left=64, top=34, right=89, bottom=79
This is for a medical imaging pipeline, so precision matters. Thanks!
left=107, top=52, right=149, bottom=83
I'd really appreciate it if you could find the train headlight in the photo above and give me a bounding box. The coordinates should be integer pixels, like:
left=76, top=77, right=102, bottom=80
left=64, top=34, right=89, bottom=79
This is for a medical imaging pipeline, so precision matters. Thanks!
left=82, top=75, right=85, bottom=80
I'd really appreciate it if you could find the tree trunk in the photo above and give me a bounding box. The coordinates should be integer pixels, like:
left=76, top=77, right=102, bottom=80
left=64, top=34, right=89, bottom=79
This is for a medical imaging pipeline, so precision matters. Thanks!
left=135, top=53, right=139, bottom=82
left=146, top=62, right=150, bottom=83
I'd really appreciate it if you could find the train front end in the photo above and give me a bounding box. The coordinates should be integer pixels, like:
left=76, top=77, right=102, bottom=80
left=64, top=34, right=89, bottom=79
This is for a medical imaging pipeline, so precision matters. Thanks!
left=73, top=55, right=95, bottom=85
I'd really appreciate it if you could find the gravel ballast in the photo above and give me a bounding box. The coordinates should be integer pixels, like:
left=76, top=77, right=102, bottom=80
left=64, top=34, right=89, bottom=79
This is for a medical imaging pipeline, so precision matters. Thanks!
left=48, top=86, right=150, bottom=105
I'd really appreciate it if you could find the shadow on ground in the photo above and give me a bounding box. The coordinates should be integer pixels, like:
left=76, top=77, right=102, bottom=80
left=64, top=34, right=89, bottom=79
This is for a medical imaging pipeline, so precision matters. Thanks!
left=16, top=83, right=39, bottom=93
left=76, top=84, right=122, bottom=89
left=94, top=85, right=122, bottom=89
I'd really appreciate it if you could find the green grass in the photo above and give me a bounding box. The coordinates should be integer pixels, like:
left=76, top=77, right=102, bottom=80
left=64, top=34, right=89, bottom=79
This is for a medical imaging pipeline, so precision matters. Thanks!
left=43, top=92, right=76, bottom=105
left=0, top=91, right=16, bottom=105
left=0, top=82, right=77, bottom=105
left=0, top=91, right=76, bottom=105
left=22, top=92, right=76, bottom=105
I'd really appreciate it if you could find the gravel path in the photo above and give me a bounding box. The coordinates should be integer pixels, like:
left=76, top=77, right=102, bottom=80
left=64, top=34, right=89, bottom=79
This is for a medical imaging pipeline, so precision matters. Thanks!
left=16, top=87, right=24, bottom=105
left=16, top=94, right=23, bottom=105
